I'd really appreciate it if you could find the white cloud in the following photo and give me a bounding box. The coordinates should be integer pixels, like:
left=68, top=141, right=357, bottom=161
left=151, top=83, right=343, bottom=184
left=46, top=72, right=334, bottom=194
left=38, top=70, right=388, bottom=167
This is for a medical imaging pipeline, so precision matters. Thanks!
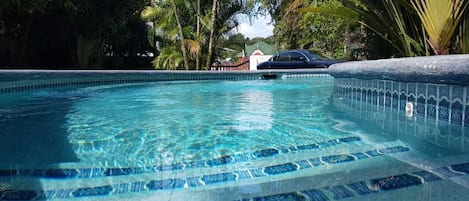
left=236, top=15, right=274, bottom=39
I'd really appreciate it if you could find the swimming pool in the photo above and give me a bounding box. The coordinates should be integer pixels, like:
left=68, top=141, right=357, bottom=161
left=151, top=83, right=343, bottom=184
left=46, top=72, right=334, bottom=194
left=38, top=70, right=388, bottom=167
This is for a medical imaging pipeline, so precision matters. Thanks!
left=1, top=56, right=469, bottom=201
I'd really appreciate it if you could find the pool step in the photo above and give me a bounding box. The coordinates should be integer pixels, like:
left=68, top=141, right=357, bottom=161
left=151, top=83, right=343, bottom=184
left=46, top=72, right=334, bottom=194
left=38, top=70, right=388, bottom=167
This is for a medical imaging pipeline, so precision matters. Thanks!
left=0, top=143, right=412, bottom=201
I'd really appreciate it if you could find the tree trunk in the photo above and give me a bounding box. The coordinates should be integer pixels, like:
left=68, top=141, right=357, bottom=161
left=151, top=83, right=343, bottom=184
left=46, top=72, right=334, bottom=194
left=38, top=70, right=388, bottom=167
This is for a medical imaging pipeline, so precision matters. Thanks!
left=196, top=0, right=201, bottom=70
left=344, top=23, right=352, bottom=59
left=171, top=0, right=190, bottom=70
left=206, top=0, right=218, bottom=69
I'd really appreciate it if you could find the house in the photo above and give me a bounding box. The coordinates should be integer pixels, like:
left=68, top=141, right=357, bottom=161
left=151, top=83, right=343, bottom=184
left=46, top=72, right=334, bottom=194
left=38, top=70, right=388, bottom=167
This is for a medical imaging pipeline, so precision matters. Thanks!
left=236, top=42, right=274, bottom=70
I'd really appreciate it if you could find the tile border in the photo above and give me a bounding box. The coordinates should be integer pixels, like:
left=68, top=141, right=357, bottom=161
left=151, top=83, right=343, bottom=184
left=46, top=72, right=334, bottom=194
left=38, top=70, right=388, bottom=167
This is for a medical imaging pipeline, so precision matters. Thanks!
left=0, top=145, right=410, bottom=201
left=0, top=71, right=331, bottom=94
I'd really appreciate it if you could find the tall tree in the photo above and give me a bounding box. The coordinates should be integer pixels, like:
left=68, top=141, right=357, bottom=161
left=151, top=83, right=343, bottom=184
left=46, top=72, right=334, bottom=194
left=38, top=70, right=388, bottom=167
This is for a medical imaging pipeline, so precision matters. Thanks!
left=196, top=0, right=202, bottom=70
left=206, top=0, right=218, bottom=68
left=171, top=0, right=190, bottom=69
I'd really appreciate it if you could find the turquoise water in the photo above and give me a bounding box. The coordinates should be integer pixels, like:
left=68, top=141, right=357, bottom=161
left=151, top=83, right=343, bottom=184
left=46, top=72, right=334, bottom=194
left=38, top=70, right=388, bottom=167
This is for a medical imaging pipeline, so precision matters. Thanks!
left=2, top=79, right=345, bottom=166
left=1, top=78, right=468, bottom=201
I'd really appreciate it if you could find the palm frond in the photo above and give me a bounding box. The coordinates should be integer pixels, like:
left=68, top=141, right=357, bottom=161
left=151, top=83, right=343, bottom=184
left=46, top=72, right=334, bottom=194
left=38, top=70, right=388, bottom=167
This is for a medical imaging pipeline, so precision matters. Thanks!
left=411, top=0, right=468, bottom=54
left=183, top=39, right=201, bottom=59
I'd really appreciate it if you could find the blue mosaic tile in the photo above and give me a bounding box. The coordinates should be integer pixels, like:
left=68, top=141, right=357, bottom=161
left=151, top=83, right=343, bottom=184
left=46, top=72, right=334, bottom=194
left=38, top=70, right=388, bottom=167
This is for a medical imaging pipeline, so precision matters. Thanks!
left=324, top=185, right=354, bottom=199
left=309, top=158, right=323, bottom=167
left=51, top=189, right=74, bottom=199
left=435, top=167, right=464, bottom=177
left=202, top=172, right=237, bottom=185
left=439, top=86, right=450, bottom=99
left=318, top=139, right=339, bottom=148
left=288, top=146, right=298, bottom=152
left=451, top=102, right=463, bottom=124
left=347, top=181, right=375, bottom=195
left=264, top=163, right=298, bottom=175
left=72, top=185, right=113, bottom=197
left=412, top=171, right=442, bottom=182
left=158, top=163, right=185, bottom=171
left=235, top=170, right=252, bottom=179
left=321, top=155, right=355, bottom=164
left=206, top=155, right=234, bottom=167
left=372, top=174, right=422, bottom=191
left=338, top=136, right=361, bottom=143
left=297, top=160, right=312, bottom=169
left=232, top=152, right=253, bottom=162
left=439, top=99, right=450, bottom=121
left=450, top=163, right=469, bottom=174
left=365, top=150, right=382, bottom=157
left=301, top=189, right=329, bottom=201
left=147, top=179, right=186, bottom=190
left=131, top=181, right=146, bottom=192
left=465, top=106, right=469, bottom=126
left=0, top=190, right=38, bottom=201
left=296, top=144, right=319, bottom=150
left=186, top=177, right=201, bottom=187
left=277, top=147, right=290, bottom=153
left=185, top=160, right=207, bottom=168
left=32, top=169, right=79, bottom=178
left=104, top=167, right=134, bottom=176
left=352, top=152, right=369, bottom=160
left=0, top=170, right=17, bottom=176
left=250, top=168, right=267, bottom=177
left=252, top=149, right=280, bottom=158
left=116, top=183, right=129, bottom=194
left=392, top=93, right=399, bottom=110
left=378, top=146, right=410, bottom=154
left=427, top=98, right=437, bottom=118
left=253, top=192, right=307, bottom=201
left=416, top=97, right=426, bottom=116
left=38, top=190, right=54, bottom=200
left=385, top=92, right=392, bottom=107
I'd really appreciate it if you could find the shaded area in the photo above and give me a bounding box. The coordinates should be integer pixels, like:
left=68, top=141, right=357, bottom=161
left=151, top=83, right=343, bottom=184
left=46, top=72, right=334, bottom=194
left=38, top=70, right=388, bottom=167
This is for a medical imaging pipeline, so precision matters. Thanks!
left=0, top=1, right=154, bottom=69
left=0, top=90, right=80, bottom=201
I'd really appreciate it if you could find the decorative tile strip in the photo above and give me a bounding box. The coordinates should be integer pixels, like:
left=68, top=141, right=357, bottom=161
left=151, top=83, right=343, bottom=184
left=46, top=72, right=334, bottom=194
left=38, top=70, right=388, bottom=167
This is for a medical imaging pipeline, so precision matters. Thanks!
left=0, top=145, right=411, bottom=201
left=241, top=161, right=469, bottom=201
left=0, top=72, right=330, bottom=94
left=333, top=78, right=469, bottom=127
left=1, top=136, right=361, bottom=179
left=333, top=78, right=469, bottom=154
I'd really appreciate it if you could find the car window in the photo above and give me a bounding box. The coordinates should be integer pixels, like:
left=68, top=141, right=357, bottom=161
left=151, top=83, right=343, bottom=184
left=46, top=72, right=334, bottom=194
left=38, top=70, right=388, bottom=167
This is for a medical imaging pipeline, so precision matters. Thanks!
left=277, top=52, right=290, bottom=61
left=289, top=52, right=306, bottom=61
left=271, top=54, right=278, bottom=61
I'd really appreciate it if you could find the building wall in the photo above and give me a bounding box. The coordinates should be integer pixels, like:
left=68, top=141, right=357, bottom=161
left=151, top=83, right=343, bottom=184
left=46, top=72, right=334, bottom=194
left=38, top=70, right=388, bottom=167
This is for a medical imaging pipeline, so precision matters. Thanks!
left=249, top=55, right=272, bottom=71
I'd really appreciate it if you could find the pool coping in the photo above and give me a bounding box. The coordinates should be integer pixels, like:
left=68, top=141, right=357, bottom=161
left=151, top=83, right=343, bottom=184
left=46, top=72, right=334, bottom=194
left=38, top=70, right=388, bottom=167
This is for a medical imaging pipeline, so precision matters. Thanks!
left=328, top=54, right=469, bottom=86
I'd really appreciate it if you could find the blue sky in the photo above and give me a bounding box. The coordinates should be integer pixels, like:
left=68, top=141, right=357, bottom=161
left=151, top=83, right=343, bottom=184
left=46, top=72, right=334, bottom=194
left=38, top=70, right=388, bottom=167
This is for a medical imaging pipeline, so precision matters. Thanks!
left=236, top=15, right=274, bottom=39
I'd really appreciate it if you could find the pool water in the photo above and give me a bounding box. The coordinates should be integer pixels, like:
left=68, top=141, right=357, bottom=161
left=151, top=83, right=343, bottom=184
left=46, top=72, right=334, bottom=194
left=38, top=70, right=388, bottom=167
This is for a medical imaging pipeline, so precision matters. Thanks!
left=1, top=78, right=468, bottom=201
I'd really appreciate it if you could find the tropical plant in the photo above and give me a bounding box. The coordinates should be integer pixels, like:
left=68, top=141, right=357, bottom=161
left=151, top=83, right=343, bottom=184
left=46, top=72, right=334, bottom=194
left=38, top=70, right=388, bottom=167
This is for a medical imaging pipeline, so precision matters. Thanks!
left=411, top=0, right=468, bottom=55
left=153, top=46, right=183, bottom=69
left=143, top=0, right=254, bottom=70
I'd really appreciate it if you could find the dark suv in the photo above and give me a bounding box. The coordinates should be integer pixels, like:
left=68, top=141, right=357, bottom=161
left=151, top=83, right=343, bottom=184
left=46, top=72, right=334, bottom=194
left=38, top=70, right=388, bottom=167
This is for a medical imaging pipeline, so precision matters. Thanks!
left=257, top=49, right=339, bottom=69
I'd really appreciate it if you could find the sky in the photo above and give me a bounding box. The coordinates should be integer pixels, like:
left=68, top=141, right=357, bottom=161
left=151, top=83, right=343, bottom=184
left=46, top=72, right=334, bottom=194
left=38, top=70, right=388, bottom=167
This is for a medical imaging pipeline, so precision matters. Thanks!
left=236, top=15, right=274, bottom=39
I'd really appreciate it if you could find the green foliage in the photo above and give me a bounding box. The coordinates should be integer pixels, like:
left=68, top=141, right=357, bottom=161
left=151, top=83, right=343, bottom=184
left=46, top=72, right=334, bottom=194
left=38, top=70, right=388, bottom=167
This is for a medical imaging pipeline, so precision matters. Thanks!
left=142, top=0, right=256, bottom=70
left=269, top=0, right=351, bottom=59
left=153, top=46, right=183, bottom=70
left=0, top=0, right=150, bottom=68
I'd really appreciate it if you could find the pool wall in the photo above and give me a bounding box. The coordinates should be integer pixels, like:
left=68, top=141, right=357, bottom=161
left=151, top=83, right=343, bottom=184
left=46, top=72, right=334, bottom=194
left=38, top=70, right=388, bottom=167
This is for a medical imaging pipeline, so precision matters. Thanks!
left=329, top=55, right=469, bottom=153
left=0, top=70, right=329, bottom=94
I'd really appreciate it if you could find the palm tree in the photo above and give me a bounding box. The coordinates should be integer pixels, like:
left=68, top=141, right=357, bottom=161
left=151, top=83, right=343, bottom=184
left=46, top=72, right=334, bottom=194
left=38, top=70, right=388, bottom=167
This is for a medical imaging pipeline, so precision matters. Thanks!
left=171, top=0, right=190, bottom=69
left=206, top=0, right=218, bottom=69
